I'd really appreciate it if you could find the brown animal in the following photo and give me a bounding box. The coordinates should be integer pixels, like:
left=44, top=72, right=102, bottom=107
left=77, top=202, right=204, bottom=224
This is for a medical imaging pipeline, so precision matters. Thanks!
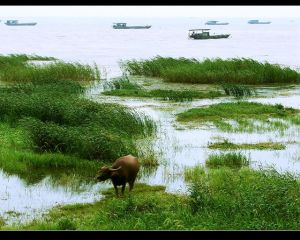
left=96, top=155, right=140, bottom=196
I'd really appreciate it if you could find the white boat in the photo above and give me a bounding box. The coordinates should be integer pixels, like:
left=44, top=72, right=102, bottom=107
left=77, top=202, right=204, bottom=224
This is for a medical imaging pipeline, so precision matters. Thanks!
left=5, top=20, right=37, bottom=26
left=248, top=20, right=271, bottom=24
left=205, top=20, right=229, bottom=25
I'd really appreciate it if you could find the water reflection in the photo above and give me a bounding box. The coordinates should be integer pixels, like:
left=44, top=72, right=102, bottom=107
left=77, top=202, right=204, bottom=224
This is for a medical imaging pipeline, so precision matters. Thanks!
left=0, top=170, right=107, bottom=225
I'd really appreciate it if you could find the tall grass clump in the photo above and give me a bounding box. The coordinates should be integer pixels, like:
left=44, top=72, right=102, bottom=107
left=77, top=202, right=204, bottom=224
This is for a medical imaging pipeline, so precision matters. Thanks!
left=205, top=152, right=250, bottom=168
left=0, top=54, right=100, bottom=83
left=121, top=56, right=300, bottom=84
left=103, top=75, right=141, bottom=91
left=120, top=56, right=198, bottom=78
left=186, top=166, right=300, bottom=229
left=0, top=54, right=56, bottom=68
left=0, top=73, right=155, bottom=162
left=221, top=83, right=255, bottom=98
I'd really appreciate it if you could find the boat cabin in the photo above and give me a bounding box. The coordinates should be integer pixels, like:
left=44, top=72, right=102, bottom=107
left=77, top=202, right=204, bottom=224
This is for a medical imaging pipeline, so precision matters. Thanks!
left=6, top=20, right=18, bottom=24
left=113, top=22, right=127, bottom=28
left=206, top=21, right=217, bottom=24
left=248, top=20, right=259, bottom=24
left=188, top=29, right=211, bottom=38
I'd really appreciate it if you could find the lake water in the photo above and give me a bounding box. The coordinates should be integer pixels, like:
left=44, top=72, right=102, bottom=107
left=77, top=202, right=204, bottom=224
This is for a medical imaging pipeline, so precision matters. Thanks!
left=0, top=16, right=300, bottom=225
left=0, top=17, right=299, bottom=77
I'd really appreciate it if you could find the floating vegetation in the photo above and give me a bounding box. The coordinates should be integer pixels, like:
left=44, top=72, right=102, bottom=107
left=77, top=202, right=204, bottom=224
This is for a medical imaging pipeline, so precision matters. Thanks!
left=208, top=139, right=286, bottom=150
left=121, top=56, right=300, bottom=84
left=0, top=54, right=100, bottom=83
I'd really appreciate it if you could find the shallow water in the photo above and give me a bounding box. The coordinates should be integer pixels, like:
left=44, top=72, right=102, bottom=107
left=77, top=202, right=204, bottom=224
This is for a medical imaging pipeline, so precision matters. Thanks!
left=0, top=170, right=112, bottom=225
left=1, top=82, right=300, bottom=225
left=1, top=81, right=300, bottom=225
left=88, top=81, right=300, bottom=194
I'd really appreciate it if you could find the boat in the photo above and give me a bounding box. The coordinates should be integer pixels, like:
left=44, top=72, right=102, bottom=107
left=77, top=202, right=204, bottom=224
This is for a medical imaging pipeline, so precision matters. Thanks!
left=188, top=29, right=230, bottom=40
left=248, top=20, right=271, bottom=24
left=5, top=20, right=37, bottom=26
left=112, top=22, right=151, bottom=29
left=205, top=20, right=229, bottom=25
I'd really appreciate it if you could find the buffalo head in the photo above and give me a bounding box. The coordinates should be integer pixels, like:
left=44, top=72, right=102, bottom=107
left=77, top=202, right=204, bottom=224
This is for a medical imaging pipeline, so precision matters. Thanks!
left=96, top=166, right=122, bottom=181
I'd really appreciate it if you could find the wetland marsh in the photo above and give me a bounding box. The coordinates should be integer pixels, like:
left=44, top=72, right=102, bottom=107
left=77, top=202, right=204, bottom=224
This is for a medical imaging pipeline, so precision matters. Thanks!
left=1, top=53, right=300, bottom=229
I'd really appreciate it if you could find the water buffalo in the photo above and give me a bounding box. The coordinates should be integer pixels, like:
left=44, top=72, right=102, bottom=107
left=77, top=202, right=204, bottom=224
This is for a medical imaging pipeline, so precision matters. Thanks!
left=96, top=155, right=140, bottom=196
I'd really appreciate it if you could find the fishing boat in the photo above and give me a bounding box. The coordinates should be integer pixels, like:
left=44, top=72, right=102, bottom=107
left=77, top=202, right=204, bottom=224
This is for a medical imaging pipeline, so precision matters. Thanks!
left=205, top=20, right=229, bottom=25
left=5, top=20, right=37, bottom=26
left=248, top=20, right=271, bottom=24
left=188, top=29, right=230, bottom=40
left=112, top=22, right=151, bottom=29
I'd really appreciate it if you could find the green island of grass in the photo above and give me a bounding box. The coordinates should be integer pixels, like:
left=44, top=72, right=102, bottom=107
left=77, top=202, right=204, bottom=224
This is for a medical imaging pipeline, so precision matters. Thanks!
left=205, top=152, right=250, bottom=169
left=176, top=101, right=300, bottom=132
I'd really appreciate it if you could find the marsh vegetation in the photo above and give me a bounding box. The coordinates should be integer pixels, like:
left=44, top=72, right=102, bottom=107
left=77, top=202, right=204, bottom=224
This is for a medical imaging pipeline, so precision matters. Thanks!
left=6, top=166, right=300, bottom=230
left=0, top=55, right=156, bottom=180
left=1, top=54, right=300, bottom=230
left=121, top=56, right=300, bottom=84
left=208, top=139, right=286, bottom=150
left=177, top=102, right=300, bottom=132
left=103, top=76, right=224, bottom=101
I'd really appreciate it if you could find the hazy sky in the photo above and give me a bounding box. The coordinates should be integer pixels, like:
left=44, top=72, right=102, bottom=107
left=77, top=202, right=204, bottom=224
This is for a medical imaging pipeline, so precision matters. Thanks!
left=0, top=6, right=299, bottom=18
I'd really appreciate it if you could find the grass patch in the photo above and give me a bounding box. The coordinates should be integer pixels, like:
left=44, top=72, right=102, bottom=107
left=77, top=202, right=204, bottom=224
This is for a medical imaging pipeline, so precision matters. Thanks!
left=176, top=102, right=300, bottom=132
left=184, top=165, right=206, bottom=182
left=0, top=122, right=101, bottom=184
left=0, top=80, right=155, bottom=162
left=185, top=166, right=300, bottom=229
left=103, top=89, right=223, bottom=101
left=103, top=77, right=224, bottom=101
left=0, top=55, right=156, bottom=179
left=121, top=56, right=300, bottom=84
left=0, top=217, right=5, bottom=227
left=208, top=139, right=286, bottom=150
left=221, top=83, right=256, bottom=98
left=0, top=54, right=100, bottom=83
left=103, top=76, right=142, bottom=90
left=205, top=152, right=250, bottom=169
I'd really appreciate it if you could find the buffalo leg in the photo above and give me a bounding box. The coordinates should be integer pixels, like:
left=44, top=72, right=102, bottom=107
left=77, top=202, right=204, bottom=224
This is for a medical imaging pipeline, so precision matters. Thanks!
left=129, top=180, right=134, bottom=192
left=121, top=184, right=126, bottom=196
left=114, top=184, right=119, bottom=197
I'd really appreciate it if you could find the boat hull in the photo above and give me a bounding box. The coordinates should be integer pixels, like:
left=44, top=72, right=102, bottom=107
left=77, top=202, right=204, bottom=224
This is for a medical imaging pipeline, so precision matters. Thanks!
left=205, top=23, right=229, bottom=25
left=248, top=21, right=271, bottom=24
left=190, top=34, right=230, bottom=40
left=5, top=23, right=37, bottom=26
left=113, top=26, right=151, bottom=29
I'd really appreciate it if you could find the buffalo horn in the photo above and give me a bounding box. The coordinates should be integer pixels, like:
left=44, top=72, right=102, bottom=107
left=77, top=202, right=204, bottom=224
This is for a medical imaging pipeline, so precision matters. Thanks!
left=109, top=166, right=122, bottom=172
